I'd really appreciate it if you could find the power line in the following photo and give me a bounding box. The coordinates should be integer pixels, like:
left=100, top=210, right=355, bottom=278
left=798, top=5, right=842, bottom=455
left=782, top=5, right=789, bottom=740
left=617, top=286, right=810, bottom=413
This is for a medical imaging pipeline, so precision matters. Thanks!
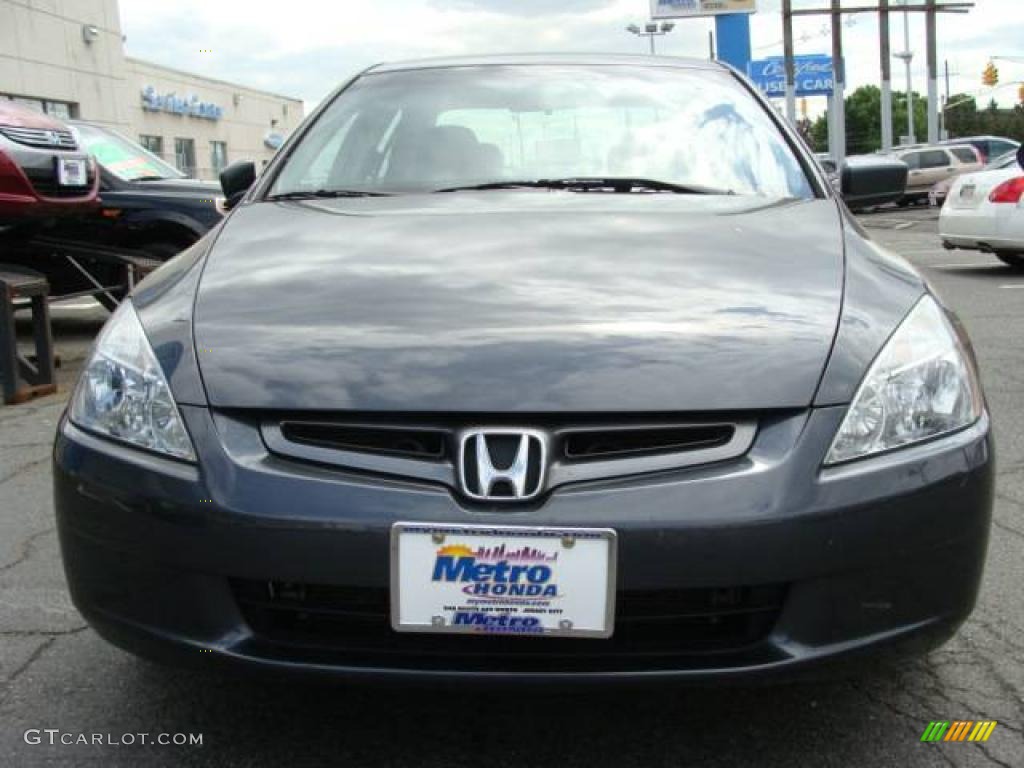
left=754, top=16, right=859, bottom=52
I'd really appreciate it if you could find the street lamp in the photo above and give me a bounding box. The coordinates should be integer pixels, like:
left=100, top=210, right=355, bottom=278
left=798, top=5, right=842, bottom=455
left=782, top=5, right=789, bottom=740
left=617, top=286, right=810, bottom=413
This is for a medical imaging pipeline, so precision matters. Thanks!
left=626, top=21, right=675, bottom=55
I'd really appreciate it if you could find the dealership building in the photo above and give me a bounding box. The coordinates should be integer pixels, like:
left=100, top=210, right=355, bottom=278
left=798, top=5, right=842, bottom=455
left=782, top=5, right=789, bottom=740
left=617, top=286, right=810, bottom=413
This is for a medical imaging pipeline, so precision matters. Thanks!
left=0, top=0, right=304, bottom=180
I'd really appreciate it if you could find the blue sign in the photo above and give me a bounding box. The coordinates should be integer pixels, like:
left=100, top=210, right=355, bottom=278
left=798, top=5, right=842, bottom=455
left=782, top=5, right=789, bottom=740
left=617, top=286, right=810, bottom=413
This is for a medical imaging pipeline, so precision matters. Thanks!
left=140, top=86, right=223, bottom=120
left=747, top=55, right=834, bottom=98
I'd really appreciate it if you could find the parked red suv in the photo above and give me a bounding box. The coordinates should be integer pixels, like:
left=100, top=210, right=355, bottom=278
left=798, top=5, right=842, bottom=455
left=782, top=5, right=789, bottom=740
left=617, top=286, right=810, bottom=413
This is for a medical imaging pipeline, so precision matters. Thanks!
left=0, top=100, right=99, bottom=226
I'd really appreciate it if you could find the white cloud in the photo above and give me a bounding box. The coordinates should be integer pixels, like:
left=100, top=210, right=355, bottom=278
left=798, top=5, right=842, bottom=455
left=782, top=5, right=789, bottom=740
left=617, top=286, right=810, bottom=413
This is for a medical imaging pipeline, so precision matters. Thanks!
left=119, top=0, right=1021, bottom=113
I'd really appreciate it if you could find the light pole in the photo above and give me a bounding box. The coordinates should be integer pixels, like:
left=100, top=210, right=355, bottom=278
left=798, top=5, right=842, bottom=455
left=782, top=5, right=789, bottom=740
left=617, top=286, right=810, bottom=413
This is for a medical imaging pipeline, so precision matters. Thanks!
left=893, top=3, right=915, bottom=143
left=626, top=21, right=676, bottom=55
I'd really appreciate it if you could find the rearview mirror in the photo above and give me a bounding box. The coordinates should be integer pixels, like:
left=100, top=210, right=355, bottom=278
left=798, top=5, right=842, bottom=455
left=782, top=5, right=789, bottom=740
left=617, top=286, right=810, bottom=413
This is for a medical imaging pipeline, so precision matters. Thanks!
left=840, top=155, right=909, bottom=211
left=219, top=160, right=256, bottom=211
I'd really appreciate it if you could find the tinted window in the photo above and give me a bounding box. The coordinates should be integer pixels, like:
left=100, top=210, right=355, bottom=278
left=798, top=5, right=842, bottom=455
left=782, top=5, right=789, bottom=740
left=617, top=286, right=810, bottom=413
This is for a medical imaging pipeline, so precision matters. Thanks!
left=989, top=140, right=1017, bottom=158
left=920, top=150, right=950, bottom=169
left=272, top=65, right=813, bottom=199
left=950, top=147, right=977, bottom=164
left=901, top=152, right=921, bottom=170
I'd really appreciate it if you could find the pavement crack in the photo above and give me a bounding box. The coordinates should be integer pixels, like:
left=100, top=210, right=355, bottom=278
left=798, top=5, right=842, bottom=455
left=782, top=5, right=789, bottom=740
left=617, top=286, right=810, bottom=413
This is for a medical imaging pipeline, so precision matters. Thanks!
left=974, top=746, right=1015, bottom=768
left=0, top=441, right=53, bottom=450
left=850, top=680, right=960, bottom=768
left=990, top=517, right=1024, bottom=541
left=996, top=463, right=1024, bottom=479
left=0, top=526, right=56, bottom=573
left=0, top=456, right=50, bottom=485
left=994, top=491, right=1024, bottom=510
left=0, top=636, right=54, bottom=691
left=0, top=626, right=89, bottom=638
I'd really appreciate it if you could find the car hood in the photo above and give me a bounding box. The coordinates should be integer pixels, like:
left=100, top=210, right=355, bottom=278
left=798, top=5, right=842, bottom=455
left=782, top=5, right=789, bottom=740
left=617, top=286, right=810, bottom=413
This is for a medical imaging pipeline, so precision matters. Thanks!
left=126, top=178, right=221, bottom=196
left=193, top=193, right=845, bottom=412
left=0, top=102, right=69, bottom=131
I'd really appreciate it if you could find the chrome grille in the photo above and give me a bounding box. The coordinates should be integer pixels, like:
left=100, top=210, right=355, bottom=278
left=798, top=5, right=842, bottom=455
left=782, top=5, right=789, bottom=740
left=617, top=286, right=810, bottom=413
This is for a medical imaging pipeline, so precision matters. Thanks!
left=0, top=126, right=78, bottom=150
left=260, top=415, right=757, bottom=496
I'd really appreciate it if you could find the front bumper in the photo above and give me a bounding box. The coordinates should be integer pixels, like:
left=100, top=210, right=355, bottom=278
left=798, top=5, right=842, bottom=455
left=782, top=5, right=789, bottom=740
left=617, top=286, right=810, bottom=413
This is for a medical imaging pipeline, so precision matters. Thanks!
left=54, top=406, right=994, bottom=682
left=0, top=143, right=98, bottom=223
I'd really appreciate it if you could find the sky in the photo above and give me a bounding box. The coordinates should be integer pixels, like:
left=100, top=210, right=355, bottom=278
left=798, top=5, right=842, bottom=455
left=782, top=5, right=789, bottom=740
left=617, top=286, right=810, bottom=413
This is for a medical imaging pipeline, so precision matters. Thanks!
left=119, top=0, right=1023, bottom=118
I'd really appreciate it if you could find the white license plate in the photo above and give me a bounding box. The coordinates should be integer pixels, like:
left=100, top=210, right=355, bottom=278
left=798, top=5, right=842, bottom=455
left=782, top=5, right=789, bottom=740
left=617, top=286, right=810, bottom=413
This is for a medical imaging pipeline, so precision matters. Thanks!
left=391, top=523, right=617, bottom=638
left=57, top=156, right=87, bottom=186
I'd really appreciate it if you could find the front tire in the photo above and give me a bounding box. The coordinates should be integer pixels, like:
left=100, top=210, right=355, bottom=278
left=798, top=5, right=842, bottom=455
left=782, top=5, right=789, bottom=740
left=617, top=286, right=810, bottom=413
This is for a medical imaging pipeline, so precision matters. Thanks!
left=140, top=241, right=185, bottom=261
left=996, top=252, right=1024, bottom=270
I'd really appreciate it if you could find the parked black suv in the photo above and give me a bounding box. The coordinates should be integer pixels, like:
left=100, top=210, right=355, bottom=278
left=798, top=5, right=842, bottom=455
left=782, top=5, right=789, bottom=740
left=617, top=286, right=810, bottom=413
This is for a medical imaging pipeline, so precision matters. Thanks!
left=56, top=121, right=222, bottom=258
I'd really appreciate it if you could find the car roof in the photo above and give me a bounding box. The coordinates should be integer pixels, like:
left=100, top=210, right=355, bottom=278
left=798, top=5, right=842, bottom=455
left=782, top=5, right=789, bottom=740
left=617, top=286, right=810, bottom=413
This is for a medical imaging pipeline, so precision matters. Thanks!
left=941, top=135, right=1019, bottom=144
left=365, top=53, right=725, bottom=74
left=894, top=144, right=975, bottom=153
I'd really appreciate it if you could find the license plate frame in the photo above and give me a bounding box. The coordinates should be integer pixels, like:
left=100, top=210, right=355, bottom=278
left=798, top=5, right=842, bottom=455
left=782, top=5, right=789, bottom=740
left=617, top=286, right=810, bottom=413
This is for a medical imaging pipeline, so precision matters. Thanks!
left=57, top=156, right=87, bottom=187
left=390, top=523, right=617, bottom=639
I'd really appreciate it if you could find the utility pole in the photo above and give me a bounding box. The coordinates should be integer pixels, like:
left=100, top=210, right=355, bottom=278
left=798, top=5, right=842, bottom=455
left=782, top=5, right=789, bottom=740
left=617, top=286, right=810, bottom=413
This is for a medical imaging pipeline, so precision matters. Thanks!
left=831, top=0, right=846, bottom=164
left=941, top=58, right=950, bottom=138
left=925, top=0, right=939, bottom=142
left=880, top=0, right=893, bottom=151
left=781, top=2, right=972, bottom=154
left=783, top=0, right=796, bottom=125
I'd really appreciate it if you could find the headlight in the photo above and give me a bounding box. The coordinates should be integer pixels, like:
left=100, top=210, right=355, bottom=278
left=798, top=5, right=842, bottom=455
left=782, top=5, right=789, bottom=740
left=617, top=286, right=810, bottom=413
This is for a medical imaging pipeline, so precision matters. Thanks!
left=70, top=301, right=196, bottom=461
left=825, top=295, right=983, bottom=465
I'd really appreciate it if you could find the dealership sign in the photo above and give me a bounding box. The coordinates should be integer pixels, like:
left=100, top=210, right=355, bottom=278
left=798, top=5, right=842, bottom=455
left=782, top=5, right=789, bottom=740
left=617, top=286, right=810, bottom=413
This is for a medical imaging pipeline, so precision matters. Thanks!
left=747, top=55, right=835, bottom=98
left=651, top=0, right=756, bottom=18
left=140, top=86, right=223, bottom=120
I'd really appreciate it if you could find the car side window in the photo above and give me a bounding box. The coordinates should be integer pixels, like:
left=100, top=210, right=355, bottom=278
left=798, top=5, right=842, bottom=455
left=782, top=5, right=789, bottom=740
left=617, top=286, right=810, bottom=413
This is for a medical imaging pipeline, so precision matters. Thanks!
left=920, top=150, right=950, bottom=169
left=989, top=140, right=1015, bottom=158
left=949, top=147, right=977, bottom=164
left=901, top=152, right=921, bottom=170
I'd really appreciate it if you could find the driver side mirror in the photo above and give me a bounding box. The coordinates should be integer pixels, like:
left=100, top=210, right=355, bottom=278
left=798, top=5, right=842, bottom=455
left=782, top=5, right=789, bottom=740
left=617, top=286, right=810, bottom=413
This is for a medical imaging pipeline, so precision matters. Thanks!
left=219, top=160, right=256, bottom=211
left=1018, top=144, right=1024, bottom=170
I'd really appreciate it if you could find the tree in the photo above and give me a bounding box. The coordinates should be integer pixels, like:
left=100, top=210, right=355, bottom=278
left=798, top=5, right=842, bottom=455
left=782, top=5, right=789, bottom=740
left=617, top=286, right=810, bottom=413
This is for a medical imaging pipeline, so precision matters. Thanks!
left=944, top=93, right=978, bottom=138
left=810, top=85, right=1024, bottom=156
left=810, top=85, right=928, bottom=154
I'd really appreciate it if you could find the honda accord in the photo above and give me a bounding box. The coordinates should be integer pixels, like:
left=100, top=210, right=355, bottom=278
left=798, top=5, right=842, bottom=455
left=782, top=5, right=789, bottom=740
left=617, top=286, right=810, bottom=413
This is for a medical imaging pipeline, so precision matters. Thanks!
left=55, top=55, right=993, bottom=682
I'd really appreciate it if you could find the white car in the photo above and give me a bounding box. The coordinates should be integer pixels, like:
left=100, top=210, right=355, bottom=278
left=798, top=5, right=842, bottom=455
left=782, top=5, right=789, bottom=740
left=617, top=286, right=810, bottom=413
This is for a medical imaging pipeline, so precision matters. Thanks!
left=940, top=150, right=1024, bottom=269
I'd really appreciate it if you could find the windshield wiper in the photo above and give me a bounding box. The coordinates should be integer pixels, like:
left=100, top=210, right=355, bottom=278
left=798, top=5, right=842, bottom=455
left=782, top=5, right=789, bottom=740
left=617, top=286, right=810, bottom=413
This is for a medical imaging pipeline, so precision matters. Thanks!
left=266, top=189, right=392, bottom=201
left=434, top=178, right=731, bottom=195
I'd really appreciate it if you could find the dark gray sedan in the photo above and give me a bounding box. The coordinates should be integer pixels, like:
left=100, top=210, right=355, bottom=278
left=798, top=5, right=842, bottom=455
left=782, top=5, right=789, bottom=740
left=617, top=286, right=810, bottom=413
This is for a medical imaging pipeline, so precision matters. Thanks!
left=54, top=55, right=993, bottom=682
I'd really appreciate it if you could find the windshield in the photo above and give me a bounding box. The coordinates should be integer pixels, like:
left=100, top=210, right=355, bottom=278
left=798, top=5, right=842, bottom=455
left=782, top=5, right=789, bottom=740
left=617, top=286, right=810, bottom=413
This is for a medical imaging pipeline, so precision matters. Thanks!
left=72, top=123, right=185, bottom=182
left=270, top=64, right=814, bottom=199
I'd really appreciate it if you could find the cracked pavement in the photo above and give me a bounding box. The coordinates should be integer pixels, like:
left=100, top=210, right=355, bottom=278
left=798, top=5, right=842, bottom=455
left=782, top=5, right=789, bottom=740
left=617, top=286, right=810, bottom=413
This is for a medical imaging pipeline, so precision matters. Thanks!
left=1, top=208, right=1022, bottom=767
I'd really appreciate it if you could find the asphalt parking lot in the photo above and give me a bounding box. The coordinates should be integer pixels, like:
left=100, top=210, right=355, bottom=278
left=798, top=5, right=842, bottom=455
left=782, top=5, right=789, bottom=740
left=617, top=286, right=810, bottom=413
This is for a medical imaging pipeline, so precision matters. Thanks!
left=1, top=206, right=1023, bottom=767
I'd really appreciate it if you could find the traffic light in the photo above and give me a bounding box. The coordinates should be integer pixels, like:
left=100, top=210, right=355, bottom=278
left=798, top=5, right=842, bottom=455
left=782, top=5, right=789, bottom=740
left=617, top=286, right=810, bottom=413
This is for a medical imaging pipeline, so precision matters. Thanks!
left=982, top=61, right=999, bottom=87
